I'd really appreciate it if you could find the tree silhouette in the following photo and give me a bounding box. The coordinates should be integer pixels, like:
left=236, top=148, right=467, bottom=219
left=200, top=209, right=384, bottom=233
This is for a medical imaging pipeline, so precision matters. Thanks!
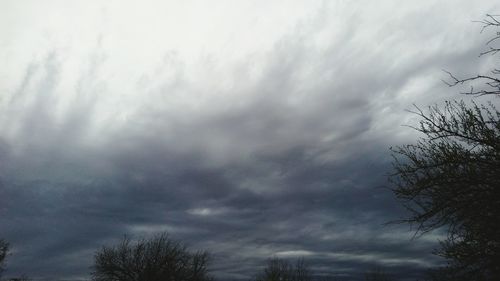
left=364, top=267, right=393, bottom=281
left=0, top=239, right=9, bottom=279
left=7, top=275, right=31, bottom=281
left=91, top=233, right=212, bottom=281
left=255, top=258, right=312, bottom=281
left=442, top=14, right=500, bottom=97
left=390, top=15, right=500, bottom=281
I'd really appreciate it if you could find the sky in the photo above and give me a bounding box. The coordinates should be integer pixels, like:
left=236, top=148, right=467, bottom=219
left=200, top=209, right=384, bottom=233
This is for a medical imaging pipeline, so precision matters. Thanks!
left=1, top=1, right=499, bottom=280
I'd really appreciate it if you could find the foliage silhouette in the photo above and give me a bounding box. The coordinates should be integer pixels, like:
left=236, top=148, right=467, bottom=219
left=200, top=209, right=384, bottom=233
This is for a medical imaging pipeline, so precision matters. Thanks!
left=364, top=267, right=393, bottom=281
left=390, top=14, right=500, bottom=281
left=255, top=258, right=312, bottom=281
left=91, top=232, right=212, bottom=281
left=6, top=275, right=31, bottom=281
left=0, top=239, right=9, bottom=279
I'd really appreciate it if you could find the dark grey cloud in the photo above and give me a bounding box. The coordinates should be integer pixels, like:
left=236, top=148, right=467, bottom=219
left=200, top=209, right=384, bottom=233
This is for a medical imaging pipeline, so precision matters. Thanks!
left=1, top=1, right=500, bottom=281
left=0, top=135, right=439, bottom=281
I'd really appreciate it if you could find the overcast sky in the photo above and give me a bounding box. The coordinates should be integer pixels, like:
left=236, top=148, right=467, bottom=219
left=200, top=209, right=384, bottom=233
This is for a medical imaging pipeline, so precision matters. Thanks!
left=1, top=1, right=499, bottom=281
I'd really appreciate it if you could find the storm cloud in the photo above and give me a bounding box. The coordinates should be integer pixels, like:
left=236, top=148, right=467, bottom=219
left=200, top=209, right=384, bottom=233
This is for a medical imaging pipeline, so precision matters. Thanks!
left=1, top=1, right=499, bottom=280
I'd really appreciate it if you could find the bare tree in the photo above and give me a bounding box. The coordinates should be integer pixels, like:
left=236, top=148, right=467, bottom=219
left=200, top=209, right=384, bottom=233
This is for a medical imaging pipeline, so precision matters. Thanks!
left=255, top=257, right=312, bottom=281
left=0, top=239, right=9, bottom=278
left=91, top=233, right=212, bottom=281
left=364, top=268, right=393, bottom=281
left=293, top=258, right=311, bottom=281
left=443, top=14, right=500, bottom=96
left=390, top=14, right=500, bottom=281
left=7, top=275, right=31, bottom=281
left=391, top=101, right=500, bottom=280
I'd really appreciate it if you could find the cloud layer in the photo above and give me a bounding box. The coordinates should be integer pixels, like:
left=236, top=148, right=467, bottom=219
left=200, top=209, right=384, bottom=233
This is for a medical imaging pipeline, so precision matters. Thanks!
left=1, top=1, right=499, bottom=280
